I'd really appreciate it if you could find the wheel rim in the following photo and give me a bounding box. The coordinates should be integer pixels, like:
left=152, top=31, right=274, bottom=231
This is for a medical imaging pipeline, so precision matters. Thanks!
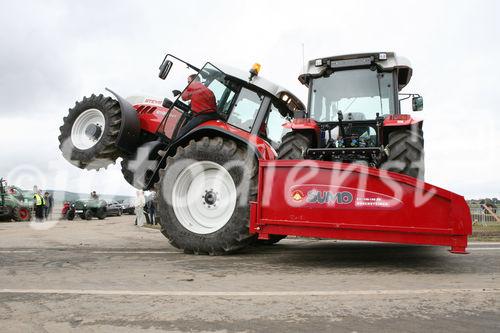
left=70, top=108, right=106, bottom=150
left=19, top=208, right=29, bottom=221
left=172, top=161, right=237, bottom=234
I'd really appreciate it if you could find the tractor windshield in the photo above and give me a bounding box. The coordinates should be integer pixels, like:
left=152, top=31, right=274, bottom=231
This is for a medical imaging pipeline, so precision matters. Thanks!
left=309, top=69, right=395, bottom=122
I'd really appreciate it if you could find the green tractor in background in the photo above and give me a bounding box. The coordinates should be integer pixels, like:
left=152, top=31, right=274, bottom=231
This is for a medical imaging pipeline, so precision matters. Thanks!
left=0, top=178, right=32, bottom=222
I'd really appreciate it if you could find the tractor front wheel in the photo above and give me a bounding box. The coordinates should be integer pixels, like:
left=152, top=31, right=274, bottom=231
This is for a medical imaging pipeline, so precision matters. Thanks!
left=58, top=94, right=122, bottom=170
left=157, top=137, right=257, bottom=255
left=278, top=131, right=312, bottom=160
left=384, top=127, right=425, bottom=179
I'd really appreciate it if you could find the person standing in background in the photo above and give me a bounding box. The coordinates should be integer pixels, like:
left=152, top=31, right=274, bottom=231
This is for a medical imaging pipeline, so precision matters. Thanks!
left=43, top=192, right=53, bottom=220
left=147, top=197, right=156, bottom=225
left=33, top=186, right=45, bottom=222
left=134, top=190, right=146, bottom=227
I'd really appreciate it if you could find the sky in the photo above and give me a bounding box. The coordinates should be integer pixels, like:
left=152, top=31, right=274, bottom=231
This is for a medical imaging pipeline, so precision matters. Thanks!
left=0, top=0, right=499, bottom=199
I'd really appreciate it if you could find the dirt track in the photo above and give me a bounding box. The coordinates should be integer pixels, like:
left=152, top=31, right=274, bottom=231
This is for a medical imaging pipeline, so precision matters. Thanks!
left=0, top=216, right=499, bottom=332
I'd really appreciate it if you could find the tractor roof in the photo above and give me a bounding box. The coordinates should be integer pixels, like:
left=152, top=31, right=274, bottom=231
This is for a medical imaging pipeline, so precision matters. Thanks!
left=299, top=52, right=413, bottom=91
left=212, top=62, right=306, bottom=112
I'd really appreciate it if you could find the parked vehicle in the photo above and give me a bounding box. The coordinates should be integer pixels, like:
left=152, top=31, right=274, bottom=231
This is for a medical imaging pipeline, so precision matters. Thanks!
left=106, top=200, right=123, bottom=216
left=66, top=199, right=107, bottom=220
left=0, top=178, right=32, bottom=222
left=120, top=200, right=135, bottom=215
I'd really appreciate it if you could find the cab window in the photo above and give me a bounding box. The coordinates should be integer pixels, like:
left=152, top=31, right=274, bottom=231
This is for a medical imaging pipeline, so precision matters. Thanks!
left=227, top=88, right=264, bottom=132
left=206, top=78, right=236, bottom=117
left=263, top=101, right=291, bottom=147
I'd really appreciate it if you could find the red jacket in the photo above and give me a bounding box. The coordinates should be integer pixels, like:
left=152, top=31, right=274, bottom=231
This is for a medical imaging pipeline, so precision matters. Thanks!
left=181, top=81, right=217, bottom=114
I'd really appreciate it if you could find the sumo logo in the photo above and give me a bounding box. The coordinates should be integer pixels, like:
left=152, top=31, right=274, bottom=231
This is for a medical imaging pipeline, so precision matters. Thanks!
left=291, top=189, right=353, bottom=205
left=291, top=190, right=305, bottom=201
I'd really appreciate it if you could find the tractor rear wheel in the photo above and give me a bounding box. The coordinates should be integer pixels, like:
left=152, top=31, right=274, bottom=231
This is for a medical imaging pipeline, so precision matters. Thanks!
left=121, top=141, right=165, bottom=190
left=156, top=137, right=257, bottom=255
left=58, top=94, right=122, bottom=170
left=384, top=128, right=425, bottom=179
left=13, top=207, right=31, bottom=222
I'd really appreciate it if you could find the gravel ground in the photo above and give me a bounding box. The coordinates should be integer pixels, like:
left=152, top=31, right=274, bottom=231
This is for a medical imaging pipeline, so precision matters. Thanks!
left=0, top=216, right=499, bottom=332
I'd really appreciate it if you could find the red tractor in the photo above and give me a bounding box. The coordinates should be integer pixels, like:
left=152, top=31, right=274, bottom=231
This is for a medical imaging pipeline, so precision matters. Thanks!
left=59, top=54, right=304, bottom=252
left=59, top=52, right=471, bottom=255
left=280, top=52, right=425, bottom=179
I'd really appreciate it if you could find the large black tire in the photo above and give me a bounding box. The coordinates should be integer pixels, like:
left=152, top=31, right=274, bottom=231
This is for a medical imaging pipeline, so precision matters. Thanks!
left=58, top=94, right=122, bottom=170
left=13, top=206, right=31, bottom=222
left=156, top=137, right=257, bottom=255
left=384, top=128, right=425, bottom=179
left=121, top=141, right=165, bottom=190
left=278, top=132, right=312, bottom=159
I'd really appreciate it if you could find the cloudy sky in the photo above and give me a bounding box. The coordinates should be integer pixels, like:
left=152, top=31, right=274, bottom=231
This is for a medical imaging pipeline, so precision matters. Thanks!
left=0, top=0, right=499, bottom=199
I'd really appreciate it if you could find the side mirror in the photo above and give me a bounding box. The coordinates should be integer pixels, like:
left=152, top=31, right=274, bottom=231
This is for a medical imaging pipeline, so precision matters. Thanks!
left=162, top=97, right=173, bottom=108
left=159, top=59, right=173, bottom=80
left=412, top=95, right=424, bottom=111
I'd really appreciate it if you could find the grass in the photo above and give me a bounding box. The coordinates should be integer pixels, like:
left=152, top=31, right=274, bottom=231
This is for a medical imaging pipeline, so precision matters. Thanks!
left=470, top=223, right=500, bottom=242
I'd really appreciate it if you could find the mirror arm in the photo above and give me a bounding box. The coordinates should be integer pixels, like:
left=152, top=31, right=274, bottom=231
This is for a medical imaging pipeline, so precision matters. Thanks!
left=161, top=53, right=200, bottom=72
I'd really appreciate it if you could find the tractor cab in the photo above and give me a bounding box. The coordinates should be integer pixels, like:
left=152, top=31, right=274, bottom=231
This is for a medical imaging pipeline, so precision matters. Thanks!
left=281, top=52, right=425, bottom=179
left=299, top=52, right=422, bottom=120
left=157, top=55, right=305, bottom=149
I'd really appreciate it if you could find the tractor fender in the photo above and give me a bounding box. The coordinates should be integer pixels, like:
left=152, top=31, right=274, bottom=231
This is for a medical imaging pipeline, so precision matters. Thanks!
left=105, top=88, right=141, bottom=154
left=283, top=118, right=321, bottom=146
left=383, top=115, right=423, bottom=127
left=382, top=116, right=423, bottom=144
left=151, top=126, right=272, bottom=190
left=283, top=118, right=321, bottom=133
left=149, top=126, right=269, bottom=190
left=148, top=125, right=278, bottom=186
left=165, top=126, right=269, bottom=159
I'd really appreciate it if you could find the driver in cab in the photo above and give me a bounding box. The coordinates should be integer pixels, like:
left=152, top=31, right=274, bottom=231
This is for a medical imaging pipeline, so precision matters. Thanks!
left=175, top=74, right=218, bottom=137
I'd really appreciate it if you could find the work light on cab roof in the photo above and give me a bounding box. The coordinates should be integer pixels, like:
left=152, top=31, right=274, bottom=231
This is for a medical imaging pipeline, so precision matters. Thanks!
left=249, top=63, right=261, bottom=81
